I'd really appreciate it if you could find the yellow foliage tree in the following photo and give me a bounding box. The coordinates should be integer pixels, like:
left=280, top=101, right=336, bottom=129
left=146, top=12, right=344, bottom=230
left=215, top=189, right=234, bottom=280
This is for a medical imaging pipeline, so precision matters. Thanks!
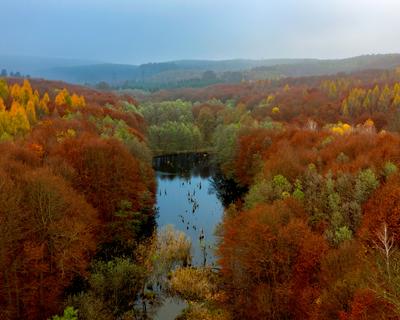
left=33, top=90, right=40, bottom=106
left=393, top=83, right=400, bottom=97
left=10, top=83, right=22, bottom=102
left=71, top=94, right=86, bottom=109
left=321, top=80, right=338, bottom=99
left=272, top=106, right=280, bottom=114
left=21, top=79, right=33, bottom=104
left=55, top=88, right=71, bottom=107
left=39, top=92, right=50, bottom=115
left=0, top=111, right=9, bottom=139
left=392, top=94, right=400, bottom=110
left=362, top=91, right=372, bottom=111
left=266, top=95, right=275, bottom=104
left=9, top=80, right=34, bottom=105
left=347, top=88, right=366, bottom=116
left=9, top=101, right=30, bottom=135
left=0, top=97, right=8, bottom=137
left=378, top=85, right=392, bottom=112
left=342, top=123, right=352, bottom=132
left=0, top=79, right=9, bottom=100
left=364, top=118, right=374, bottom=127
left=329, top=122, right=352, bottom=135
left=342, top=99, right=349, bottom=117
left=26, top=99, right=37, bottom=124
left=371, top=85, right=380, bottom=105
left=0, top=97, right=5, bottom=112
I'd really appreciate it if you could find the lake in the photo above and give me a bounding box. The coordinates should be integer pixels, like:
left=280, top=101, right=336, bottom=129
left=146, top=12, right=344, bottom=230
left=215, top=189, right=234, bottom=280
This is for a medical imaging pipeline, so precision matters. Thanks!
left=153, top=153, right=244, bottom=319
left=154, top=153, right=223, bottom=266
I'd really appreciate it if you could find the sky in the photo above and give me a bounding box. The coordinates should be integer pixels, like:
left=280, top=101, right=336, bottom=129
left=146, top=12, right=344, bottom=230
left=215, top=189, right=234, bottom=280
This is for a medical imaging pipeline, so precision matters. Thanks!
left=2, top=0, right=400, bottom=64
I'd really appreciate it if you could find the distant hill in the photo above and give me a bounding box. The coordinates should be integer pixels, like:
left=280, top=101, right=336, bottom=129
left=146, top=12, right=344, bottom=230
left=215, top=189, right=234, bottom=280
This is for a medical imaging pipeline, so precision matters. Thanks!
left=2, top=54, right=400, bottom=89
left=38, top=59, right=315, bottom=85
left=172, top=58, right=313, bottom=72
left=41, top=64, right=140, bottom=84
left=0, top=54, right=99, bottom=77
left=247, top=54, right=400, bottom=79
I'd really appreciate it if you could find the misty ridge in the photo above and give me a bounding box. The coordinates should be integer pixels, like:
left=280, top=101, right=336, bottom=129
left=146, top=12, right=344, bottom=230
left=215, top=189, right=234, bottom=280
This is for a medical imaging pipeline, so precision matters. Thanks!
left=2, top=53, right=400, bottom=90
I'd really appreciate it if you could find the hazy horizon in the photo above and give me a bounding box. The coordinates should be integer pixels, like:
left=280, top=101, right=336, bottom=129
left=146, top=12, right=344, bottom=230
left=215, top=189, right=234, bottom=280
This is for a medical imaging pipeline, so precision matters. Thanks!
left=3, top=52, right=400, bottom=67
left=3, top=0, right=400, bottom=65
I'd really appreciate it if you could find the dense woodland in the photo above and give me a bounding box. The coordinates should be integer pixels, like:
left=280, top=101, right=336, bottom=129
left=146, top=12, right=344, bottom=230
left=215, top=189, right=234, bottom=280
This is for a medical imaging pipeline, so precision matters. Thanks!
left=3, top=66, right=400, bottom=319
left=138, top=67, right=400, bottom=319
left=0, top=78, right=194, bottom=319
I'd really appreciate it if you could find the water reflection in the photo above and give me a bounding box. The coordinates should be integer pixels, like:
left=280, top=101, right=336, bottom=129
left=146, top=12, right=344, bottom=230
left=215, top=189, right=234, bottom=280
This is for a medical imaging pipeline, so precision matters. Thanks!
left=153, top=153, right=244, bottom=319
left=154, top=153, right=225, bottom=266
left=153, top=153, right=215, bottom=180
left=210, top=172, right=248, bottom=208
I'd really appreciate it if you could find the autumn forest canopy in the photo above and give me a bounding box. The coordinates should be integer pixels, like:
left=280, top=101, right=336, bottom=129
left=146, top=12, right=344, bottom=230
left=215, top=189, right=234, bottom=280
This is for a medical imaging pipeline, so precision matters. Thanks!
left=0, top=62, right=400, bottom=319
left=5, top=0, right=400, bottom=318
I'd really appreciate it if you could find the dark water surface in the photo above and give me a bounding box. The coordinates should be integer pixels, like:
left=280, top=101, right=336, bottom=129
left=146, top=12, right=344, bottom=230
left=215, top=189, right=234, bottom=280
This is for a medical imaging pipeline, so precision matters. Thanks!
left=153, top=153, right=245, bottom=319
left=154, top=153, right=223, bottom=266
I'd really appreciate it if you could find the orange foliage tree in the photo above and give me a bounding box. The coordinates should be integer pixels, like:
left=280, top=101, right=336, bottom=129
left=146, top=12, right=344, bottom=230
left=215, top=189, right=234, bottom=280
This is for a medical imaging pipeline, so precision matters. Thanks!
left=54, top=134, right=154, bottom=242
left=218, top=199, right=327, bottom=319
left=359, top=177, right=400, bottom=244
left=0, top=153, right=99, bottom=319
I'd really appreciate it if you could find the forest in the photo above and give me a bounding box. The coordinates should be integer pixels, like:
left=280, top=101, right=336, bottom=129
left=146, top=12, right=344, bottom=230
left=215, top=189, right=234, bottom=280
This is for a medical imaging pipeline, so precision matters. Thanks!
left=0, top=78, right=194, bottom=319
left=132, top=66, right=400, bottom=319
left=2, top=66, right=400, bottom=319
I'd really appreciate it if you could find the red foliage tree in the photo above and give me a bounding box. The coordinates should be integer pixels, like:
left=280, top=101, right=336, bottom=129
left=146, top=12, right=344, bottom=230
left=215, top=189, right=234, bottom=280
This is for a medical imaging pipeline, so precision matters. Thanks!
left=235, top=128, right=272, bottom=185
left=218, top=199, right=327, bottom=319
left=0, top=160, right=99, bottom=319
left=359, top=177, right=400, bottom=244
left=340, top=289, right=397, bottom=320
left=54, top=135, right=155, bottom=240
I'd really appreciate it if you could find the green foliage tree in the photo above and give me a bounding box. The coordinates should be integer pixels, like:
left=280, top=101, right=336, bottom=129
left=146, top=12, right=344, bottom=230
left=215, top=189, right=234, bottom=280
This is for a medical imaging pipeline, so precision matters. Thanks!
left=383, top=161, right=398, bottom=179
left=212, top=123, right=240, bottom=176
left=377, top=85, right=392, bottom=112
left=354, top=169, right=379, bottom=204
left=148, top=121, right=202, bottom=154
left=139, top=100, right=193, bottom=126
left=70, top=258, right=148, bottom=319
left=196, top=107, right=219, bottom=145
left=244, top=175, right=292, bottom=209
left=52, top=307, right=78, bottom=320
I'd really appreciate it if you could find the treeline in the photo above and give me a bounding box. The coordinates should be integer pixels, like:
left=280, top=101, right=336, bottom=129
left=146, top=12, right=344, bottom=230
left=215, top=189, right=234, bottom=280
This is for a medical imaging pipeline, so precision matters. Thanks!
left=139, top=100, right=207, bottom=155
left=145, top=68, right=400, bottom=129
left=0, top=69, right=29, bottom=78
left=139, top=98, right=278, bottom=156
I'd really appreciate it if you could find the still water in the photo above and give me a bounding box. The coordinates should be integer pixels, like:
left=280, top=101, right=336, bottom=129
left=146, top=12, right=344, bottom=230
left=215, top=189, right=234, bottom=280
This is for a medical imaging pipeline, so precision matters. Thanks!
left=153, top=153, right=244, bottom=320
left=154, top=153, right=223, bottom=266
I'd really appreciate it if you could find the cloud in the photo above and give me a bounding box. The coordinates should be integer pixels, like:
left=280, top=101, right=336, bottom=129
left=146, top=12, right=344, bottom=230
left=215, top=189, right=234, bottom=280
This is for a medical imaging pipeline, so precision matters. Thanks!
left=2, top=0, right=400, bottom=63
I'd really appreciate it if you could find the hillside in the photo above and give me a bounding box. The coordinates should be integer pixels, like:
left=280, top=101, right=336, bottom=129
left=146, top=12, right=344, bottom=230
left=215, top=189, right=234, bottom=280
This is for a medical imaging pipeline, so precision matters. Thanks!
left=43, top=54, right=400, bottom=89
left=3, top=54, right=400, bottom=89
left=0, top=54, right=99, bottom=77
left=248, top=53, right=400, bottom=78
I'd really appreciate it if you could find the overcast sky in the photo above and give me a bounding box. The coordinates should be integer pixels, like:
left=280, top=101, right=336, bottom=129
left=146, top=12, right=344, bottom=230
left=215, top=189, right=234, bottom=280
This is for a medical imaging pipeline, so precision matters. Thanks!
left=2, top=0, right=400, bottom=64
